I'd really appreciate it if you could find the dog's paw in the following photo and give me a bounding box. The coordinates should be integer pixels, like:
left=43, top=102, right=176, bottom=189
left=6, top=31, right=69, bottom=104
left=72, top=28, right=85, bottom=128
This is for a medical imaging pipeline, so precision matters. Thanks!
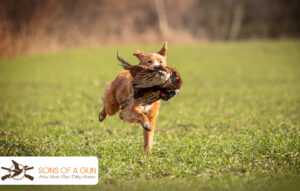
left=142, top=121, right=152, bottom=131
left=99, top=113, right=106, bottom=122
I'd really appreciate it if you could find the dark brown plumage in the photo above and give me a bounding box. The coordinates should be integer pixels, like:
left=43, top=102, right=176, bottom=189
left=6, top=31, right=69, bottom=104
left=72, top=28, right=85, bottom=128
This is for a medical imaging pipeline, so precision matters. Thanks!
left=117, top=52, right=182, bottom=108
left=117, top=51, right=170, bottom=88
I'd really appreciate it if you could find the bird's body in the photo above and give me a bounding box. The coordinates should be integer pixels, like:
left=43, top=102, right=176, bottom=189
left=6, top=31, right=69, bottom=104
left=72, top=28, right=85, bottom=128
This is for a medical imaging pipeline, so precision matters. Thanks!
left=117, top=52, right=182, bottom=107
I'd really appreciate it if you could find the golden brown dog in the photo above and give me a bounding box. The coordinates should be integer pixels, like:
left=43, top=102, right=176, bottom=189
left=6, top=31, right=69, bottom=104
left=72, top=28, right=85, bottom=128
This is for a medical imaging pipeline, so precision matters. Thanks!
left=99, top=42, right=168, bottom=152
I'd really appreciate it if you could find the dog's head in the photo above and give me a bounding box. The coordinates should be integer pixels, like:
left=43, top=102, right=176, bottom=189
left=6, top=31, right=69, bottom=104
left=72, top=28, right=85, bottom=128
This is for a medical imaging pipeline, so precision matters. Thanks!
left=133, top=42, right=167, bottom=67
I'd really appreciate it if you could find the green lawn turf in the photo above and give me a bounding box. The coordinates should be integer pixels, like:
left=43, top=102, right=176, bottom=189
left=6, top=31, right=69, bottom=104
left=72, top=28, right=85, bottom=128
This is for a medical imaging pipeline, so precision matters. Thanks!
left=0, top=40, right=299, bottom=190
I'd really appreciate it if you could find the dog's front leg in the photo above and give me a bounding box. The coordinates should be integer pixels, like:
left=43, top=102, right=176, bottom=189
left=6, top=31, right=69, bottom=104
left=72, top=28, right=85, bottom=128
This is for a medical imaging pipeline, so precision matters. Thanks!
left=143, top=127, right=155, bottom=153
left=143, top=112, right=158, bottom=153
left=132, top=106, right=152, bottom=131
left=119, top=103, right=151, bottom=131
left=144, top=101, right=161, bottom=153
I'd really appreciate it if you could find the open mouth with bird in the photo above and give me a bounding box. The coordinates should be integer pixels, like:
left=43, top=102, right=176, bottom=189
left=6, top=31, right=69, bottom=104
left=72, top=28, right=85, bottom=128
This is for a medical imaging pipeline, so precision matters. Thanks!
left=117, top=51, right=182, bottom=108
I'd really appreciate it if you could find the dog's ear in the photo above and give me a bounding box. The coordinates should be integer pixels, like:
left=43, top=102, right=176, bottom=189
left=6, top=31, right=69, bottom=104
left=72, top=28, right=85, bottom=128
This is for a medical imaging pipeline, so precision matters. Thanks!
left=133, top=50, right=145, bottom=60
left=157, top=41, right=167, bottom=57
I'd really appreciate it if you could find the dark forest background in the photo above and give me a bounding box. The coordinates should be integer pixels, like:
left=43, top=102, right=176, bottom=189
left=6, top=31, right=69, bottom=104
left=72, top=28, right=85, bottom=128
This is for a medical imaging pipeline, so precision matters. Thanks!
left=0, top=0, right=300, bottom=57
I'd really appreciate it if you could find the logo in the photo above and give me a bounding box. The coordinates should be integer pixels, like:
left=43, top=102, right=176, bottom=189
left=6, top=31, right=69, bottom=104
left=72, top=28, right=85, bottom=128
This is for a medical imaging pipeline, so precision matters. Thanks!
left=0, top=157, right=98, bottom=185
left=1, top=160, right=34, bottom=181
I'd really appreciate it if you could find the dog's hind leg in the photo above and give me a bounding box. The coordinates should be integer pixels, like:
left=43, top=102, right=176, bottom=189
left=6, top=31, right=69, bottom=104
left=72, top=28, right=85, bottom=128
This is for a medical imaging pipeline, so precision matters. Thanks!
left=99, top=108, right=107, bottom=122
left=99, top=82, right=120, bottom=122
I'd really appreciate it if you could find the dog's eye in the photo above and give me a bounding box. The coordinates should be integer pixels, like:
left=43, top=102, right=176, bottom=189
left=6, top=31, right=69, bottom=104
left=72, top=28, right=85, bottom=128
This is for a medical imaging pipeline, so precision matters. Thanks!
left=159, top=61, right=163, bottom=63
left=148, top=60, right=152, bottom=63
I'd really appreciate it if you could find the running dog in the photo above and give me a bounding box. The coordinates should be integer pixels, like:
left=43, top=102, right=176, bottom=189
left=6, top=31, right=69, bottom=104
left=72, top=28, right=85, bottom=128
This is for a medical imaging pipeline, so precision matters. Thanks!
left=99, top=42, right=169, bottom=152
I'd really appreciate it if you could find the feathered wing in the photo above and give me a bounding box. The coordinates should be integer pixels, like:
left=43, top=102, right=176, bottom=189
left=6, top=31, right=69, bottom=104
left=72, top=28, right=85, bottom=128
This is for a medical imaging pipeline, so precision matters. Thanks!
left=132, top=70, right=169, bottom=88
left=137, top=91, right=161, bottom=106
left=120, top=90, right=161, bottom=108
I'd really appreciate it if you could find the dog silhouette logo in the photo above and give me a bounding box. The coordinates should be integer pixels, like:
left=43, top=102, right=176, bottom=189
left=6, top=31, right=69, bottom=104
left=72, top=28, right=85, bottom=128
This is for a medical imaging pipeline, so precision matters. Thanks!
left=1, top=160, right=34, bottom=181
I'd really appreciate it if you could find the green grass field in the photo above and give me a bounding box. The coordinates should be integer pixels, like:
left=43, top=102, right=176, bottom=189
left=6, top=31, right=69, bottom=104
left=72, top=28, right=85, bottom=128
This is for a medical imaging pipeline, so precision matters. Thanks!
left=0, top=40, right=299, bottom=190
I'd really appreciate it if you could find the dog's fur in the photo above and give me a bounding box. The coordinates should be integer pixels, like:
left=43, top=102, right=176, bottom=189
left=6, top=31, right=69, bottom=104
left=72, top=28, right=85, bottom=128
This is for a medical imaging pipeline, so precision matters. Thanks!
left=99, top=42, right=168, bottom=152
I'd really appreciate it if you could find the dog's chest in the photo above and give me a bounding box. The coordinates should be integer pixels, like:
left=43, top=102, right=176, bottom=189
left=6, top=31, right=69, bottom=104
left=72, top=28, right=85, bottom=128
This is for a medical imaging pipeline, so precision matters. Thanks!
left=141, top=104, right=153, bottom=113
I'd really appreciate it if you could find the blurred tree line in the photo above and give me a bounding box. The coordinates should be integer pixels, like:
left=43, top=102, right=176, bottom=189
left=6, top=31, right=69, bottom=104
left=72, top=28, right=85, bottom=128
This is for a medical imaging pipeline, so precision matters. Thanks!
left=0, top=0, right=299, bottom=56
